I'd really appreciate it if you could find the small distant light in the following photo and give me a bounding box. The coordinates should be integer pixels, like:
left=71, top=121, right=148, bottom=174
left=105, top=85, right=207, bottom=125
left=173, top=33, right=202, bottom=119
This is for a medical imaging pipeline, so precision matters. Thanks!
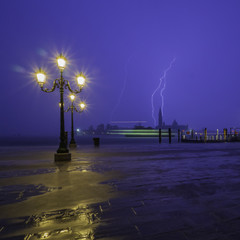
left=77, top=128, right=80, bottom=132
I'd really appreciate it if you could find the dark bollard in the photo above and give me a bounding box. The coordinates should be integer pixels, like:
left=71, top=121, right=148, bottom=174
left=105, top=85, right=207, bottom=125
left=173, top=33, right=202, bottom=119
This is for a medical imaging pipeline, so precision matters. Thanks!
left=168, top=128, right=172, bottom=144
left=93, top=137, right=100, bottom=147
left=204, top=128, right=207, bottom=142
left=178, top=129, right=181, bottom=143
left=159, top=129, right=162, bottom=144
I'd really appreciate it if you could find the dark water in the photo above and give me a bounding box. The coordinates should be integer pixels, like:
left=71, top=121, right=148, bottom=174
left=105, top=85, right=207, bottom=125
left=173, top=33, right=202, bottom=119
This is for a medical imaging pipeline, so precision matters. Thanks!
left=0, top=136, right=59, bottom=146
left=0, top=135, right=175, bottom=147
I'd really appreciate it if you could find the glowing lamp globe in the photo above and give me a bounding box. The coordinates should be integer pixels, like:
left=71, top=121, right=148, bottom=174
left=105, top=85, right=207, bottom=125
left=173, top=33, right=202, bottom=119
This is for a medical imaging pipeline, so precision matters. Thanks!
left=57, top=54, right=67, bottom=70
left=70, top=94, right=75, bottom=101
left=80, top=102, right=86, bottom=110
left=36, top=69, right=46, bottom=84
left=76, top=73, right=86, bottom=86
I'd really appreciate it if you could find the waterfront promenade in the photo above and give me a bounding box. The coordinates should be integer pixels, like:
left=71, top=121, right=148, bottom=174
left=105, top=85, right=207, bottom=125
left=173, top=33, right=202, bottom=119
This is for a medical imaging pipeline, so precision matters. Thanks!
left=0, top=142, right=240, bottom=239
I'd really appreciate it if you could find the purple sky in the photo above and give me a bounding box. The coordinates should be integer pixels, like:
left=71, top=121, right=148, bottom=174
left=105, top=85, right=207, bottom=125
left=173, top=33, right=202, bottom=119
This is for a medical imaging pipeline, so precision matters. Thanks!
left=1, top=0, right=240, bottom=136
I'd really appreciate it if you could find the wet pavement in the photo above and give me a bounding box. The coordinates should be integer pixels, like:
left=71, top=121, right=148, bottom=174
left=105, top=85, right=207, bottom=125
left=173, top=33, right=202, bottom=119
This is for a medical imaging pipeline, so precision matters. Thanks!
left=0, top=142, right=240, bottom=239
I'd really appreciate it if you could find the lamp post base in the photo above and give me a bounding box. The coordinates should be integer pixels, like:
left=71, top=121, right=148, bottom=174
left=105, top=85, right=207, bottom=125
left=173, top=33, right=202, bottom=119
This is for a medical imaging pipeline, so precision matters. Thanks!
left=55, top=153, right=71, bottom=161
left=69, top=143, right=77, bottom=148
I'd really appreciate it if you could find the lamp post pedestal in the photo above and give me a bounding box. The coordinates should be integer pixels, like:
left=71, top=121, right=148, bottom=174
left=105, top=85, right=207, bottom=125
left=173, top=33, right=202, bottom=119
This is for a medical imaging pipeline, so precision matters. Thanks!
left=55, top=153, right=71, bottom=161
left=69, top=136, right=77, bottom=148
left=69, top=143, right=77, bottom=148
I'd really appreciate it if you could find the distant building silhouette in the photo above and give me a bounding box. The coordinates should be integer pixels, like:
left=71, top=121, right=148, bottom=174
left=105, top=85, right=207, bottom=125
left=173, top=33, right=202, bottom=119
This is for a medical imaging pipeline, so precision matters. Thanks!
left=158, top=108, right=188, bottom=130
left=162, top=120, right=188, bottom=130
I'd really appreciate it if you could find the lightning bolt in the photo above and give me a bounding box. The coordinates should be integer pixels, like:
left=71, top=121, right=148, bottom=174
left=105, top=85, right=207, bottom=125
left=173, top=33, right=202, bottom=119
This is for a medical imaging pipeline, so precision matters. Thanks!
left=110, top=55, right=133, bottom=121
left=151, top=57, right=176, bottom=127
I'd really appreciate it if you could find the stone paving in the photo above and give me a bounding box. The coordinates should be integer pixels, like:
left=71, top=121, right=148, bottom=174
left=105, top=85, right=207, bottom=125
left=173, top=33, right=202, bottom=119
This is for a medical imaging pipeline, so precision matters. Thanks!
left=0, top=143, right=240, bottom=239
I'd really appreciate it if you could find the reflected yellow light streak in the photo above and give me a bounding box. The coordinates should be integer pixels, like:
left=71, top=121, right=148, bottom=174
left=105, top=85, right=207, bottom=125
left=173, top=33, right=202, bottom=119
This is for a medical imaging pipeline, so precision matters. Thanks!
left=26, top=204, right=99, bottom=239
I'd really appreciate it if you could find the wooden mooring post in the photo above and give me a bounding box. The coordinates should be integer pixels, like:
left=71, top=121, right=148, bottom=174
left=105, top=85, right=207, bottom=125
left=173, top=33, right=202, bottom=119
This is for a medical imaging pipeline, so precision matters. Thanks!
left=204, top=128, right=207, bottom=142
left=169, top=128, right=172, bottom=144
left=159, top=129, right=162, bottom=144
left=178, top=129, right=181, bottom=143
left=223, top=128, right=227, bottom=142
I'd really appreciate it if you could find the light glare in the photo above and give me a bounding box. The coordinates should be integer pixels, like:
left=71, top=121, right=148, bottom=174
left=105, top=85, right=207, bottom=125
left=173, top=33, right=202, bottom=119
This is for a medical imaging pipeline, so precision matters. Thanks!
left=37, top=73, right=46, bottom=83
left=80, top=102, right=86, bottom=110
left=36, top=69, right=46, bottom=84
left=76, top=74, right=86, bottom=86
left=57, top=55, right=67, bottom=70
left=70, top=94, right=75, bottom=101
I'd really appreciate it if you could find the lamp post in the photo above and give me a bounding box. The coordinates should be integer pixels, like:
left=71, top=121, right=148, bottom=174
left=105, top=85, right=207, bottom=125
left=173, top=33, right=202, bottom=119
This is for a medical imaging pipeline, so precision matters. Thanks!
left=66, top=94, right=86, bottom=148
left=35, top=54, right=86, bottom=161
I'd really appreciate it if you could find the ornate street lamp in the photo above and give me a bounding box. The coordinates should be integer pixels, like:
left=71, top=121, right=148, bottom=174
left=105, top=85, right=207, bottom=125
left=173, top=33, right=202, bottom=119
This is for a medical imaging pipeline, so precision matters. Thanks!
left=35, top=54, right=86, bottom=161
left=65, top=94, right=86, bottom=148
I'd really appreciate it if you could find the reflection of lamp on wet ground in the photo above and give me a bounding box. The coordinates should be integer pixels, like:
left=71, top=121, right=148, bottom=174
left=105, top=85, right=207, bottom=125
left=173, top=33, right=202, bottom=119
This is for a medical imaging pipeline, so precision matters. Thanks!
left=35, top=54, right=86, bottom=161
left=66, top=94, right=86, bottom=148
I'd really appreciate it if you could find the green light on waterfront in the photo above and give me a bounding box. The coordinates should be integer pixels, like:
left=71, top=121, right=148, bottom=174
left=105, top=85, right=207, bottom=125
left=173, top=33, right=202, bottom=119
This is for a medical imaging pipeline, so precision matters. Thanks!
left=107, top=129, right=175, bottom=137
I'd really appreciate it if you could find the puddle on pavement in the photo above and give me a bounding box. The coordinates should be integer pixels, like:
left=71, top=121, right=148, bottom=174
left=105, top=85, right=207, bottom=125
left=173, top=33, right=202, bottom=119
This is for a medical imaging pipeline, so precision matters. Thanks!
left=0, top=203, right=102, bottom=240
left=0, top=184, right=61, bottom=205
left=0, top=168, right=56, bottom=178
